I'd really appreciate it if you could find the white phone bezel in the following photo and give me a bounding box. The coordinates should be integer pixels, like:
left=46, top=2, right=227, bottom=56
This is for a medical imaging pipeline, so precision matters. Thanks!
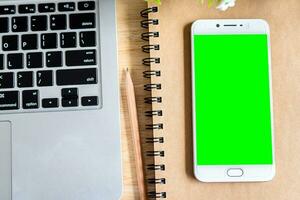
left=191, top=19, right=275, bottom=182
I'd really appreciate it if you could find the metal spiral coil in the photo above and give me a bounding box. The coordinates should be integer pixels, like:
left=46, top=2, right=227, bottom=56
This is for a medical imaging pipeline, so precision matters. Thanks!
left=141, top=19, right=159, bottom=29
left=147, top=164, right=165, bottom=171
left=141, top=31, right=159, bottom=41
left=146, top=151, right=165, bottom=157
left=146, top=123, right=163, bottom=130
left=143, top=70, right=161, bottom=78
left=148, top=178, right=166, bottom=185
left=142, top=44, right=160, bottom=53
left=146, top=137, right=164, bottom=144
left=143, top=57, right=160, bottom=66
left=148, top=192, right=167, bottom=199
left=141, top=6, right=166, bottom=199
left=140, top=7, right=158, bottom=18
left=145, top=110, right=163, bottom=117
left=144, top=97, right=162, bottom=104
left=144, top=83, right=161, bottom=91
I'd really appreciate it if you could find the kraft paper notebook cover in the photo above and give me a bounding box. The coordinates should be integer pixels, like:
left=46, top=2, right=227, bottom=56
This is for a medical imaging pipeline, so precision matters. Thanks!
left=142, top=0, right=300, bottom=199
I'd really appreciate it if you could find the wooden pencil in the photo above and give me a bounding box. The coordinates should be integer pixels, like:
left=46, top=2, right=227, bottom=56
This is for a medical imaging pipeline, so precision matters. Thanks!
left=125, top=69, right=147, bottom=200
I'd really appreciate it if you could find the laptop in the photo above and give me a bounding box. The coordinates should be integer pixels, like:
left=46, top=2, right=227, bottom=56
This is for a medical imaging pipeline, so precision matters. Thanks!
left=0, top=0, right=122, bottom=199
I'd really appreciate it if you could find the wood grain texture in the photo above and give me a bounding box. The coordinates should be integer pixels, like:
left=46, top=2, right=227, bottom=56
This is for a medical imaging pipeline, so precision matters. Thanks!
left=117, top=1, right=154, bottom=199
left=148, top=0, right=300, bottom=199
left=126, top=70, right=147, bottom=200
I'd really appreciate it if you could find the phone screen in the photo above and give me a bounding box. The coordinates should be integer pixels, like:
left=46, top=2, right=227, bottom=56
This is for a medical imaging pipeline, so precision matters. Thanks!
left=194, top=34, right=273, bottom=165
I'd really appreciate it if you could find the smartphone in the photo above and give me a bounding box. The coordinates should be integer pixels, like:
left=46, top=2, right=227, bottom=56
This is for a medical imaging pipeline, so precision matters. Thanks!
left=191, top=19, right=275, bottom=182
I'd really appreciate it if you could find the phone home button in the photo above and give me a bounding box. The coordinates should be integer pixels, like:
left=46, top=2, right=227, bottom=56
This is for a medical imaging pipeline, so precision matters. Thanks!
left=227, top=168, right=244, bottom=177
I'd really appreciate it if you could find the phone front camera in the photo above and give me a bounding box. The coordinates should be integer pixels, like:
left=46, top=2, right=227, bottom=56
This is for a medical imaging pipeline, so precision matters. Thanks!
left=216, top=24, right=220, bottom=28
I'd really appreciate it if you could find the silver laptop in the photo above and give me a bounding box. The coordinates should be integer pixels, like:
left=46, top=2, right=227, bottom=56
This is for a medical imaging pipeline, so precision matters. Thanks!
left=0, top=0, right=122, bottom=199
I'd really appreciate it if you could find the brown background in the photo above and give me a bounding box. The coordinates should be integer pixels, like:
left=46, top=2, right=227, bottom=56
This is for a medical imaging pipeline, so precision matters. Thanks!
left=117, top=1, right=152, bottom=199
left=118, top=0, right=300, bottom=199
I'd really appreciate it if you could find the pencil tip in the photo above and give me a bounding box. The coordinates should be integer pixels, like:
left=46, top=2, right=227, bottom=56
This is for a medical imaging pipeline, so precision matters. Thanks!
left=126, top=68, right=129, bottom=72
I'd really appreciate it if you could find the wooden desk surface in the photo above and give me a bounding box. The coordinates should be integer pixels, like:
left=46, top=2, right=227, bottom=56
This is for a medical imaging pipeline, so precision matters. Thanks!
left=116, top=1, right=149, bottom=199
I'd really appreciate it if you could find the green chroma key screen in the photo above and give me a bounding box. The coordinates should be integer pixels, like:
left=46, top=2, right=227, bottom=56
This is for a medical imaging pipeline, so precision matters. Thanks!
left=194, top=34, right=273, bottom=165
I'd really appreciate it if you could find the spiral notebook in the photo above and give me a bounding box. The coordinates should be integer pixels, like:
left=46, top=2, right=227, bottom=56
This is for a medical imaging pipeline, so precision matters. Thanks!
left=139, top=6, right=165, bottom=199
left=136, top=0, right=300, bottom=199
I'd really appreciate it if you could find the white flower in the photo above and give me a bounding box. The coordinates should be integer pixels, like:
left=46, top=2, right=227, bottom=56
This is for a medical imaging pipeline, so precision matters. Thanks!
left=217, top=0, right=236, bottom=11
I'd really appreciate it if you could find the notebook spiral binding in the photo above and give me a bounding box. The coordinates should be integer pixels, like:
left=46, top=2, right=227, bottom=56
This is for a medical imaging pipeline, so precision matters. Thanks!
left=141, top=6, right=167, bottom=199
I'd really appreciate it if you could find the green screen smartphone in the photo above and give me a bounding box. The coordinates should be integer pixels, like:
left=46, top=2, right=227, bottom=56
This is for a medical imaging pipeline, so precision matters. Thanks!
left=192, top=19, right=275, bottom=182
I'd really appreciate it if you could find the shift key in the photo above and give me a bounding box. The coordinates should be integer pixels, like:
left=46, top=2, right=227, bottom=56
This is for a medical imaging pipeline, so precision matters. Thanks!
left=66, top=50, right=96, bottom=66
left=0, top=91, right=19, bottom=110
left=57, top=68, right=97, bottom=86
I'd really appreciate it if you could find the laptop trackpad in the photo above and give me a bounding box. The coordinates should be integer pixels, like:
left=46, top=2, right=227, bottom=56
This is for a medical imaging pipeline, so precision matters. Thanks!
left=0, top=122, right=12, bottom=200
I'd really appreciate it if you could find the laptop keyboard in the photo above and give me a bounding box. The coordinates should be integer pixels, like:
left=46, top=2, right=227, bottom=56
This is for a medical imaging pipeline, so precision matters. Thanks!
left=0, top=0, right=101, bottom=113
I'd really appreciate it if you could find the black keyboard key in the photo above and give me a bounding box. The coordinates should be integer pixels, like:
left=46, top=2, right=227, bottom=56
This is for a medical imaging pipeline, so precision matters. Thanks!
left=12, top=16, right=28, bottom=32
left=2, top=35, right=18, bottom=51
left=0, top=55, right=3, bottom=70
left=61, top=32, right=77, bottom=48
left=27, top=52, right=43, bottom=68
left=50, top=14, right=67, bottom=30
left=61, top=88, right=79, bottom=108
left=0, top=91, right=19, bottom=110
left=0, top=73, right=14, bottom=88
left=82, top=96, right=98, bottom=106
left=46, top=51, right=62, bottom=67
left=62, top=98, right=78, bottom=107
left=17, top=71, right=33, bottom=88
left=19, top=4, right=36, bottom=14
left=37, top=70, right=53, bottom=87
left=78, top=1, right=95, bottom=11
left=58, top=2, right=75, bottom=12
left=0, top=6, right=16, bottom=15
left=42, top=98, right=58, bottom=108
left=0, top=18, right=9, bottom=33
left=62, top=88, right=78, bottom=98
left=70, top=13, right=95, bottom=29
left=41, top=33, right=57, bottom=49
left=7, top=53, right=23, bottom=69
left=66, top=50, right=96, bottom=66
left=57, top=68, right=97, bottom=86
left=31, top=15, right=47, bottom=31
left=22, top=34, right=38, bottom=50
left=38, top=3, right=55, bottom=13
left=80, top=31, right=96, bottom=47
left=22, top=90, right=39, bottom=109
